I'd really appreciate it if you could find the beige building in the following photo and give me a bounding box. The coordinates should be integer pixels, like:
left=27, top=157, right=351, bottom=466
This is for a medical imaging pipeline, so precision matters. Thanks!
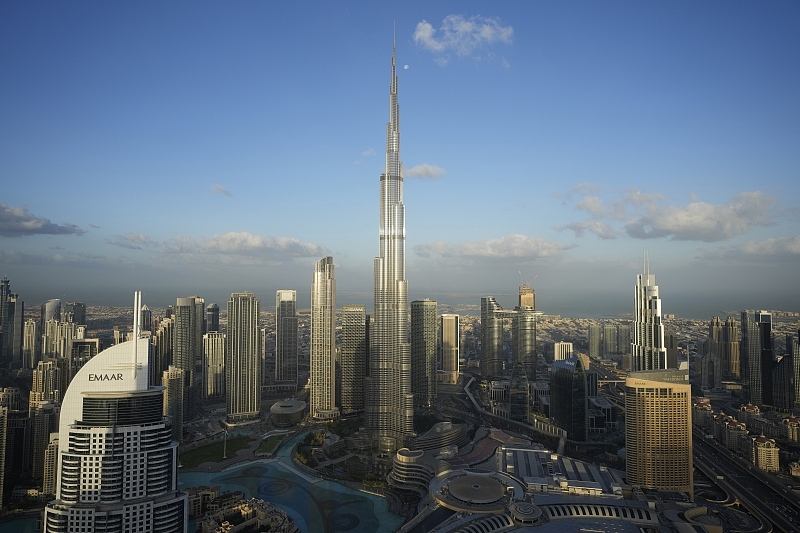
left=309, top=257, right=338, bottom=420
left=751, top=436, right=780, bottom=473
left=625, top=369, right=693, bottom=499
left=42, top=434, right=59, bottom=496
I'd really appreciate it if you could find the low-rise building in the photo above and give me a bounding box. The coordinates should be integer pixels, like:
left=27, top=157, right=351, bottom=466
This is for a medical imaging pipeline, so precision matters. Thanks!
left=751, top=436, right=780, bottom=473
left=197, top=497, right=297, bottom=533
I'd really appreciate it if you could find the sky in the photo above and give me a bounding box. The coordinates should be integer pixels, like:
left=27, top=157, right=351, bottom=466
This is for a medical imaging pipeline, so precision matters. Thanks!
left=1, top=1, right=798, bottom=318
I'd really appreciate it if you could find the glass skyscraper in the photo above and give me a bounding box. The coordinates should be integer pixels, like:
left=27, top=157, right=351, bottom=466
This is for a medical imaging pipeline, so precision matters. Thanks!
left=411, top=300, right=438, bottom=409
left=275, top=290, right=298, bottom=388
left=365, top=37, right=414, bottom=451
left=550, top=357, right=588, bottom=441
left=310, top=257, right=338, bottom=420
left=632, top=253, right=667, bottom=371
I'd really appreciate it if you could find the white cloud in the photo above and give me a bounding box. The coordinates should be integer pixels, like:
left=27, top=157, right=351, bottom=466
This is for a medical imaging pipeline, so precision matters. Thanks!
left=561, top=187, right=777, bottom=243
left=0, top=203, right=85, bottom=237
left=415, top=234, right=569, bottom=259
left=211, top=184, right=232, bottom=196
left=575, top=196, right=606, bottom=218
left=625, top=191, right=775, bottom=241
left=159, top=231, right=328, bottom=263
left=413, top=15, right=513, bottom=65
left=406, top=163, right=446, bottom=179
left=555, top=221, right=616, bottom=240
left=362, top=148, right=376, bottom=157
left=105, top=233, right=153, bottom=250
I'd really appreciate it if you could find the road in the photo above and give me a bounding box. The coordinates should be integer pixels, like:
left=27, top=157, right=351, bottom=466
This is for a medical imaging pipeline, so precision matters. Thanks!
left=694, top=428, right=800, bottom=533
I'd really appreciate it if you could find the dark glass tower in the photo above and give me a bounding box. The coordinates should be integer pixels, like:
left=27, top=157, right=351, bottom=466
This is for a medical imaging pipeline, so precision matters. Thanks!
left=550, top=357, right=588, bottom=441
left=480, top=297, right=504, bottom=379
left=411, top=300, right=438, bottom=409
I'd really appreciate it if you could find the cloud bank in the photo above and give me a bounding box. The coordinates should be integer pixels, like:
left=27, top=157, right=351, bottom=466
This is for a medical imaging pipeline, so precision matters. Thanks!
left=159, top=231, right=328, bottom=263
left=559, top=186, right=777, bottom=242
left=106, top=233, right=154, bottom=249
left=702, top=235, right=800, bottom=261
left=415, top=233, right=568, bottom=259
left=0, top=203, right=85, bottom=237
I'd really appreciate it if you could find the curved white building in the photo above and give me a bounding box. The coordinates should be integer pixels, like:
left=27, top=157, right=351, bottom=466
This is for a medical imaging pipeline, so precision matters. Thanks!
left=43, top=292, right=187, bottom=533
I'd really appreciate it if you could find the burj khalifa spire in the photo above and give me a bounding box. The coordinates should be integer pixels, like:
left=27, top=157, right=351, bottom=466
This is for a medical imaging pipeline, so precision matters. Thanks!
left=365, top=33, right=414, bottom=450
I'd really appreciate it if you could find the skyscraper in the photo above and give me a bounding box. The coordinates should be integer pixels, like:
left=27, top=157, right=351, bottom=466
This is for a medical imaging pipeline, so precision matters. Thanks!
left=625, top=369, right=692, bottom=499
left=151, top=317, right=174, bottom=387
left=226, top=292, right=261, bottom=423
left=140, top=304, right=152, bottom=333
left=550, top=357, right=588, bottom=441
left=23, top=318, right=39, bottom=369
left=310, top=257, right=338, bottom=421
left=631, top=253, right=667, bottom=371
left=512, top=306, right=537, bottom=381
left=518, top=283, right=535, bottom=309
left=481, top=297, right=505, bottom=379
left=63, top=302, right=86, bottom=326
left=173, top=297, right=201, bottom=387
left=0, top=406, right=6, bottom=506
left=588, top=324, right=602, bottom=360
left=202, top=332, right=225, bottom=398
left=275, top=290, right=298, bottom=388
left=603, top=324, right=618, bottom=356
left=411, top=300, right=438, bottom=409
left=365, top=37, right=414, bottom=450
left=553, top=341, right=574, bottom=361
left=508, top=362, right=529, bottom=424
left=205, top=303, right=220, bottom=333
left=31, top=400, right=59, bottom=479
left=43, top=292, right=187, bottom=532
left=618, top=323, right=631, bottom=357
left=41, top=298, right=62, bottom=326
left=162, top=365, right=185, bottom=442
left=341, top=305, right=367, bottom=413
left=31, top=360, right=61, bottom=405
left=723, top=316, right=740, bottom=379
left=0, top=276, right=8, bottom=364
left=439, top=314, right=460, bottom=385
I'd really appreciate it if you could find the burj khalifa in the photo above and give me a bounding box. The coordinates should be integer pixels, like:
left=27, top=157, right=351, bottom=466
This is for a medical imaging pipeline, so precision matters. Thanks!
left=365, top=36, right=414, bottom=451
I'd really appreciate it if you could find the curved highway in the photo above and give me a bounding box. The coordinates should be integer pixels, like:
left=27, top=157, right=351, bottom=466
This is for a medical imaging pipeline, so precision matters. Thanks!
left=694, top=428, right=799, bottom=533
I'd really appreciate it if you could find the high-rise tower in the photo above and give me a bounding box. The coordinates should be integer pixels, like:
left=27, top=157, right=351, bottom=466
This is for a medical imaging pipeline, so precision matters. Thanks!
left=625, top=369, right=693, bottom=499
left=632, top=252, right=667, bottom=371
left=341, top=305, right=367, bottom=413
left=365, top=35, right=414, bottom=450
left=226, top=292, right=261, bottom=423
left=43, top=292, right=187, bottom=532
left=439, top=314, right=460, bottom=385
left=310, top=257, right=338, bottom=420
left=411, top=300, right=437, bottom=409
left=481, top=297, right=505, bottom=379
left=275, top=290, right=298, bottom=388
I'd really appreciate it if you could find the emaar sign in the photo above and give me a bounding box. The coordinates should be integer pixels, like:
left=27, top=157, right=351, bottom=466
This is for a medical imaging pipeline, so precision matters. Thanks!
left=88, top=373, right=124, bottom=382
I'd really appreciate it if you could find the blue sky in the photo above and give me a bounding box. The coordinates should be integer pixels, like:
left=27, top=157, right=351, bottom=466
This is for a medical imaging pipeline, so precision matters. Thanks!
left=1, top=2, right=798, bottom=317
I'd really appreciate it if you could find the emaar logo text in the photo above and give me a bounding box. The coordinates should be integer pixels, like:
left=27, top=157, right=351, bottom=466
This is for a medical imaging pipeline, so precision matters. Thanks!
left=88, top=373, right=124, bottom=381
